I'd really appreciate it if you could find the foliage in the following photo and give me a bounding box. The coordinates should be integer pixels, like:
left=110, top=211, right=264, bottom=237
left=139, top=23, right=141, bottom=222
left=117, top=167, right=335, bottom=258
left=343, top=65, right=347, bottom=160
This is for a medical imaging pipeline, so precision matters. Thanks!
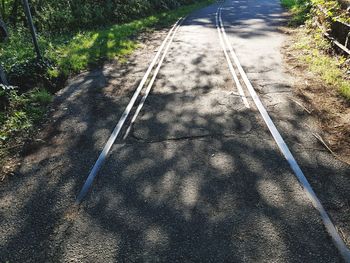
left=0, top=88, right=52, bottom=142
left=281, top=0, right=312, bottom=25
left=0, top=0, right=201, bottom=34
left=7, top=58, right=61, bottom=92
left=1, top=0, right=213, bottom=78
left=282, top=0, right=350, bottom=101
left=281, top=0, right=349, bottom=26
left=293, top=27, right=350, bottom=100
left=0, top=0, right=213, bottom=146
left=0, top=83, right=15, bottom=110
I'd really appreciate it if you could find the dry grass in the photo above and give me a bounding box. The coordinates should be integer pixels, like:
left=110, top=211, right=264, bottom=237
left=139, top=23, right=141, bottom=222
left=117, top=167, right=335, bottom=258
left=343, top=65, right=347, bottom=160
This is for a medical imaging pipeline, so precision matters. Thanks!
left=283, top=28, right=350, bottom=164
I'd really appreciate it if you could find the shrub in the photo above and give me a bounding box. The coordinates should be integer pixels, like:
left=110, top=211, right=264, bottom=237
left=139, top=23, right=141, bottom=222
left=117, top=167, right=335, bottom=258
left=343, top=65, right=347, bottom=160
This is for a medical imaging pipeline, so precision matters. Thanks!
left=0, top=88, right=52, bottom=142
left=2, top=0, right=200, bottom=34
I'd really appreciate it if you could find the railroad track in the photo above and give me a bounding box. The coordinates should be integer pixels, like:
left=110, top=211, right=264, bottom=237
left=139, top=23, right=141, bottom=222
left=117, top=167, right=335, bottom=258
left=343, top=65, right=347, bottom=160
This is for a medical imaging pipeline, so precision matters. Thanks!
left=216, top=3, right=350, bottom=261
left=76, top=17, right=185, bottom=203
left=76, top=1, right=350, bottom=261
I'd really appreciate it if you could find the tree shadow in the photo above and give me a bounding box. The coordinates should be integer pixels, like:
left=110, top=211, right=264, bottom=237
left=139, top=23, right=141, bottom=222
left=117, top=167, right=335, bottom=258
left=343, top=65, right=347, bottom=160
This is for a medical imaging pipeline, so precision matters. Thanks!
left=0, top=1, right=347, bottom=262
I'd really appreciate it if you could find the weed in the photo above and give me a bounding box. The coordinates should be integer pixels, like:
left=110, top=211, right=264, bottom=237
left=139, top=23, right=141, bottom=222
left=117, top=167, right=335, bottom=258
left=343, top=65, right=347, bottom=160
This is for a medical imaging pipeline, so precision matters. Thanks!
left=281, top=0, right=312, bottom=25
left=0, top=89, right=52, bottom=142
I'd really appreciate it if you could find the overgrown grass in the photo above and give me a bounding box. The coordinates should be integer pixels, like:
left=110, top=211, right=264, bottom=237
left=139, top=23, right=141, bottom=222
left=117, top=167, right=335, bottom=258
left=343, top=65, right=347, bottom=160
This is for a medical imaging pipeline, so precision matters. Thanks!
left=281, top=0, right=349, bottom=25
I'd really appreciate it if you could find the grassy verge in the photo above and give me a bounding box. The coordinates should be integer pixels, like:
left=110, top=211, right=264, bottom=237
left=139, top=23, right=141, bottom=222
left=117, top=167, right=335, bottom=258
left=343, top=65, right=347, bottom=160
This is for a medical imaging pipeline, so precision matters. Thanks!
left=0, top=0, right=214, bottom=172
left=0, top=87, right=53, bottom=142
left=281, top=0, right=350, bottom=101
left=1, top=0, right=214, bottom=76
left=281, top=0, right=348, bottom=25
left=293, top=28, right=350, bottom=100
left=281, top=0, right=311, bottom=25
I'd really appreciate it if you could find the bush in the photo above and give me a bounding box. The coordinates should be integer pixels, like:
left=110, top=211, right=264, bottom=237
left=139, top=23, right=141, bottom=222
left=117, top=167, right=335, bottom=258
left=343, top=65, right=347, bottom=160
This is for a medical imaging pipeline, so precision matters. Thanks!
left=8, top=58, right=54, bottom=91
left=0, top=84, right=16, bottom=111
left=2, top=0, right=200, bottom=34
left=0, top=88, right=53, bottom=142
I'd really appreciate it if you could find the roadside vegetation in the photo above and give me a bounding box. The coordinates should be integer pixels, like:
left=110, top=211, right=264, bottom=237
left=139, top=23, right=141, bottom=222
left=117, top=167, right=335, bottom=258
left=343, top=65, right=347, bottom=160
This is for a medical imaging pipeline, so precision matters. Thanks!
left=0, top=0, right=213, bottom=174
left=282, top=0, right=350, bottom=163
left=292, top=27, right=350, bottom=100
left=281, top=0, right=350, bottom=101
left=281, top=0, right=350, bottom=25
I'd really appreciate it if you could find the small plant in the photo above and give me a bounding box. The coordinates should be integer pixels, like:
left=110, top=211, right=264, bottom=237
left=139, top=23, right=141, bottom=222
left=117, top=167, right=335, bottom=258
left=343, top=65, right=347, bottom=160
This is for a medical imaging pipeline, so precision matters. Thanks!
left=0, top=83, right=16, bottom=110
left=281, top=0, right=312, bottom=25
left=30, top=89, right=53, bottom=105
left=0, top=88, right=52, bottom=142
left=8, top=58, right=58, bottom=92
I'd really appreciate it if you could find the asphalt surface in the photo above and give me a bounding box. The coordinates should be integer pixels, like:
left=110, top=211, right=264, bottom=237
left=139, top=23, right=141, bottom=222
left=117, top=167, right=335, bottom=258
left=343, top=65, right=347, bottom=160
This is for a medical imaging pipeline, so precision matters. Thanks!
left=0, top=0, right=348, bottom=262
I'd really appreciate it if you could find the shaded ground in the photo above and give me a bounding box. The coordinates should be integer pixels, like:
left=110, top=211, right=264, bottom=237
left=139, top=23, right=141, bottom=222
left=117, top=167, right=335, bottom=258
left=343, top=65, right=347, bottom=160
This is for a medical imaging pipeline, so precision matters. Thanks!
left=281, top=26, right=350, bottom=247
left=0, top=27, right=172, bottom=262
left=282, top=27, right=350, bottom=164
left=220, top=0, right=350, bottom=249
left=0, top=0, right=348, bottom=262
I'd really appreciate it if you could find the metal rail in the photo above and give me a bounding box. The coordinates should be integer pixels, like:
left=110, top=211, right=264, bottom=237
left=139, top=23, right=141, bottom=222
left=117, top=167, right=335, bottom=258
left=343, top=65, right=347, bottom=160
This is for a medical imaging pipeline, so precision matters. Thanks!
left=76, top=18, right=183, bottom=203
left=217, top=3, right=350, bottom=261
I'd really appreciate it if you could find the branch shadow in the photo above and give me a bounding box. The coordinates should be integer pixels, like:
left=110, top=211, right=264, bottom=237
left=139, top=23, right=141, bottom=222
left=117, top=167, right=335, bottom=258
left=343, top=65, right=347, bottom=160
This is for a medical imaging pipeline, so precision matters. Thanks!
left=0, top=1, right=347, bottom=262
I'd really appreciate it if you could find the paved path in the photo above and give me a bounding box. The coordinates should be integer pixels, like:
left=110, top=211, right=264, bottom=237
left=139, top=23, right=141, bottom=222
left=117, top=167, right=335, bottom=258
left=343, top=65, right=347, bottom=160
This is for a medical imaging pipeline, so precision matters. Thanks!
left=0, top=0, right=347, bottom=262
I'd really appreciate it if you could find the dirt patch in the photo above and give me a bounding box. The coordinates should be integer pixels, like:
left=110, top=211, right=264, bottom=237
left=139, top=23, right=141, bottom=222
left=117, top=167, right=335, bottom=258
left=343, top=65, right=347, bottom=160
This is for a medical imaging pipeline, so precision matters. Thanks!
left=282, top=28, right=350, bottom=165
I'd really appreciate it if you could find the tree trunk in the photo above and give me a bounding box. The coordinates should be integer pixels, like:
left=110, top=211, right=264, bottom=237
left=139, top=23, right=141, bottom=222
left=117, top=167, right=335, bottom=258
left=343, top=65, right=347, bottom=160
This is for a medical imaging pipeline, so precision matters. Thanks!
left=0, top=65, right=8, bottom=85
left=0, top=17, right=8, bottom=42
left=10, top=0, right=20, bottom=26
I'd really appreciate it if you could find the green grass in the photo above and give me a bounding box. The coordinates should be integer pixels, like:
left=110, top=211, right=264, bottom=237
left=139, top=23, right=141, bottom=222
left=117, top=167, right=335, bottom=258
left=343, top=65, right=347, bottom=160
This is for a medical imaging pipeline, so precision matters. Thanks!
left=1, top=0, right=214, bottom=76
left=282, top=0, right=350, bottom=101
left=0, top=88, right=53, bottom=142
left=293, top=28, right=350, bottom=100
left=0, top=0, right=214, bottom=149
left=281, top=0, right=349, bottom=25
left=281, top=0, right=311, bottom=25
left=55, top=0, right=214, bottom=74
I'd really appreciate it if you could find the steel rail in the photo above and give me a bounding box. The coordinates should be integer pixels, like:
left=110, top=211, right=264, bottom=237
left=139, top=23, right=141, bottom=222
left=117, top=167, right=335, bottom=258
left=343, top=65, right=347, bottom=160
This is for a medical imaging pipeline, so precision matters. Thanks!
left=123, top=18, right=185, bottom=140
left=76, top=18, right=183, bottom=203
left=215, top=7, right=250, bottom=108
left=217, top=3, right=350, bottom=261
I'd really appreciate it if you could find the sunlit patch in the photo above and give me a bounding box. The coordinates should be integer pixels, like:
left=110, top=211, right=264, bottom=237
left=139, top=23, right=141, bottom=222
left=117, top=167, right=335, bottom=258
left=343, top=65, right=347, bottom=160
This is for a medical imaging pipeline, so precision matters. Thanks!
left=209, top=152, right=235, bottom=174
left=140, top=183, right=153, bottom=199
left=257, top=179, right=285, bottom=207
left=143, top=225, right=169, bottom=246
left=180, top=175, right=201, bottom=208
left=59, top=215, right=120, bottom=262
left=93, top=128, right=113, bottom=148
left=233, top=214, right=287, bottom=260
left=159, top=170, right=176, bottom=195
left=163, top=147, right=175, bottom=161
left=256, top=215, right=288, bottom=258
left=192, top=18, right=211, bottom=24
